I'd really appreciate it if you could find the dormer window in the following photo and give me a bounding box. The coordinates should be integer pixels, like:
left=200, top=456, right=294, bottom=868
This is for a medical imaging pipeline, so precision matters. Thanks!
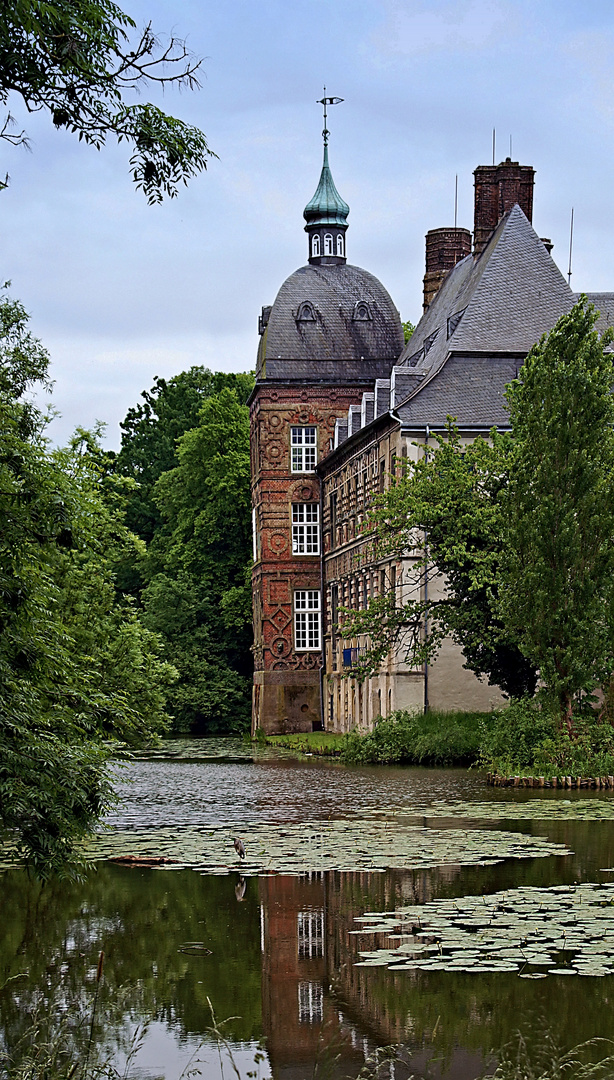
left=296, top=302, right=316, bottom=323
left=336, top=234, right=344, bottom=257
left=311, top=234, right=320, bottom=258
left=447, top=308, right=466, bottom=339
left=353, top=301, right=372, bottom=322
left=324, top=234, right=333, bottom=256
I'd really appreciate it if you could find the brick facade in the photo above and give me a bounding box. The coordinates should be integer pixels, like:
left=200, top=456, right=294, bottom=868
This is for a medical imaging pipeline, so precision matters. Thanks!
left=251, top=382, right=367, bottom=734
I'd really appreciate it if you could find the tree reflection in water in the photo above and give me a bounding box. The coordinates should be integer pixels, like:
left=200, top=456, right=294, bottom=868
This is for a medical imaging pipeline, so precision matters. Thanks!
left=1, top=854, right=614, bottom=1080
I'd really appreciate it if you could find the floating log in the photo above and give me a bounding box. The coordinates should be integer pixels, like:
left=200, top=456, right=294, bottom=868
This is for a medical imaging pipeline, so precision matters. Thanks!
left=109, top=855, right=177, bottom=866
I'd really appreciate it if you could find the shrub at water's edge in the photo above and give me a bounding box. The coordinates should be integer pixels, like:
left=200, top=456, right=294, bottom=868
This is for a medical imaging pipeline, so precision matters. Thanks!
left=266, top=702, right=614, bottom=775
left=340, top=710, right=484, bottom=766
left=479, top=698, right=614, bottom=778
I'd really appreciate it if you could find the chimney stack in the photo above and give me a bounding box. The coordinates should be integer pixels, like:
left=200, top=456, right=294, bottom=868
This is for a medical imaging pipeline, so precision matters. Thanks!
left=473, top=158, right=535, bottom=255
left=423, top=227, right=472, bottom=312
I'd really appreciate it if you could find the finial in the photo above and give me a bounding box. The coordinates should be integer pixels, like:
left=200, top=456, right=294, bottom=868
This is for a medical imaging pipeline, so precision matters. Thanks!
left=317, top=88, right=343, bottom=148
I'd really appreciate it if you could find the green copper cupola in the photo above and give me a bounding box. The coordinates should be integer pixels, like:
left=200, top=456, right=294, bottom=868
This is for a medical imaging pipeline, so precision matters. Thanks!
left=304, top=136, right=349, bottom=266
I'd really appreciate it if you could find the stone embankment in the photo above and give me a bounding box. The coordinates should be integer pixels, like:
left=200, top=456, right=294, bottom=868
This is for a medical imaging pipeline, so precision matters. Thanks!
left=487, top=773, right=614, bottom=789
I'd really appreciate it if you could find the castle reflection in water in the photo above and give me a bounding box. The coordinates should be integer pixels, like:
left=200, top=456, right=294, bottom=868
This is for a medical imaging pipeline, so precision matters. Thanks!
left=258, top=865, right=485, bottom=1080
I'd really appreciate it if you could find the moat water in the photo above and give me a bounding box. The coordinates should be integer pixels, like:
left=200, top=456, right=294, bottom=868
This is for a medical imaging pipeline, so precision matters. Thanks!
left=3, top=741, right=614, bottom=1080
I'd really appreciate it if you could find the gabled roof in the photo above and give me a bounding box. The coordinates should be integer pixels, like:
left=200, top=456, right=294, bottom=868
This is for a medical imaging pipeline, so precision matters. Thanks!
left=397, top=205, right=574, bottom=389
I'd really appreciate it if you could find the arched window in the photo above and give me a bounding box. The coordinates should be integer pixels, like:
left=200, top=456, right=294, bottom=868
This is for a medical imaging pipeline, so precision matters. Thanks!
left=353, top=301, right=372, bottom=322
left=336, top=233, right=344, bottom=257
left=311, top=234, right=320, bottom=258
left=324, top=233, right=333, bottom=256
left=296, top=302, right=316, bottom=322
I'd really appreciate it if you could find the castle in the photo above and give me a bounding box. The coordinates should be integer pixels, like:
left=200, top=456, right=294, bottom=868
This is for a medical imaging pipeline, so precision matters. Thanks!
left=249, top=130, right=614, bottom=736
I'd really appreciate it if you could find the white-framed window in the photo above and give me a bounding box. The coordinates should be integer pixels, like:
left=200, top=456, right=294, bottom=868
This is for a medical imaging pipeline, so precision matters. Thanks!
left=311, top=234, right=320, bottom=257
left=294, top=590, right=321, bottom=651
left=298, top=909, right=325, bottom=958
left=298, top=981, right=323, bottom=1024
left=324, top=233, right=333, bottom=255
left=291, top=426, right=317, bottom=472
left=292, top=503, right=320, bottom=555
left=252, top=506, right=257, bottom=561
left=336, top=233, right=344, bottom=257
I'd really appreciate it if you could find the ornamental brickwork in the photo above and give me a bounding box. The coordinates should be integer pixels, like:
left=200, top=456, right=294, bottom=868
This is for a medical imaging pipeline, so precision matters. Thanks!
left=251, top=382, right=367, bottom=734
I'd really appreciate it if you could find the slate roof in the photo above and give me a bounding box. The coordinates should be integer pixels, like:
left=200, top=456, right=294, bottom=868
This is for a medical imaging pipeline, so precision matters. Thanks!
left=396, top=355, right=519, bottom=428
left=397, top=205, right=575, bottom=389
left=257, top=263, right=403, bottom=369
left=577, top=293, right=614, bottom=336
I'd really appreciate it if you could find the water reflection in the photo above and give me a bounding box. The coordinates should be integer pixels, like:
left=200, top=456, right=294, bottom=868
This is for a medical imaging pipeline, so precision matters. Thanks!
left=2, top=851, right=614, bottom=1080
left=4, top=750, right=614, bottom=1079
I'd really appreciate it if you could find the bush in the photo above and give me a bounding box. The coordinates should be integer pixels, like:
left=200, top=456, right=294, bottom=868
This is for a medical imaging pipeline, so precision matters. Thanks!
left=480, top=698, right=614, bottom=777
left=340, top=710, right=484, bottom=766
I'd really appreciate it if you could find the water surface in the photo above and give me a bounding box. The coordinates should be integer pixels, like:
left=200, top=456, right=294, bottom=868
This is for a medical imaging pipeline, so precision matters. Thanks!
left=2, top=741, right=614, bottom=1080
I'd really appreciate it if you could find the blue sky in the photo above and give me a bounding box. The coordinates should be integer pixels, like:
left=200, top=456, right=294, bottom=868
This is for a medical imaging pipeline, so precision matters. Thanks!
left=3, top=0, right=614, bottom=445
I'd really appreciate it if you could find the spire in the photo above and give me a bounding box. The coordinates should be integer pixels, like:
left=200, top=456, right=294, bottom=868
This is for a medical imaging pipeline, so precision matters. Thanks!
left=304, top=90, right=349, bottom=265
left=303, top=143, right=350, bottom=229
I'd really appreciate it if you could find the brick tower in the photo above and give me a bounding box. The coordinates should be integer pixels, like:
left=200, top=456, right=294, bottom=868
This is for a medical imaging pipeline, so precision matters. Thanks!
left=250, top=126, right=404, bottom=734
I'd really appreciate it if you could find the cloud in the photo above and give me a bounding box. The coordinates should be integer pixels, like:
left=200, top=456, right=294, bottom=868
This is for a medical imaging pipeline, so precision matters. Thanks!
left=370, top=0, right=516, bottom=58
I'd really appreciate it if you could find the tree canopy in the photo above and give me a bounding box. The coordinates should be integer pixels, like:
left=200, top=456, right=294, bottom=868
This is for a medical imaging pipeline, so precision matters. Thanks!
left=343, top=424, right=537, bottom=698
left=139, top=386, right=254, bottom=735
left=501, top=300, right=614, bottom=725
left=0, top=290, right=176, bottom=876
left=0, top=1, right=214, bottom=200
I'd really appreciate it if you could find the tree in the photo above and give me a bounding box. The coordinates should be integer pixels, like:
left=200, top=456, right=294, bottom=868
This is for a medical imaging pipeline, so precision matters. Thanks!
left=115, top=368, right=254, bottom=547
left=343, top=423, right=537, bottom=698
left=500, top=299, right=614, bottom=728
left=0, top=1, right=214, bottom=201
left=402, top=320, right=415, bottom=344
left=140, top=387, right=253, bottom=734
left=0, top=289, right=176, bottom=877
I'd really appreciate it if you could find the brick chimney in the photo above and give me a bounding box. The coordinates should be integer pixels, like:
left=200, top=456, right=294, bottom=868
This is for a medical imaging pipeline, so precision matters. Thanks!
left=473, top=158, right=535, bottom=255
left=423, top=227, right=472, bottom=312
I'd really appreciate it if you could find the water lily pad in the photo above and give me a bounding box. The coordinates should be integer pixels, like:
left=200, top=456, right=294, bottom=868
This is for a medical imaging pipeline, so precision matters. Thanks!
left=351, top=884, right=614, bottom=979
left=48, top=819, right=570, bottom=878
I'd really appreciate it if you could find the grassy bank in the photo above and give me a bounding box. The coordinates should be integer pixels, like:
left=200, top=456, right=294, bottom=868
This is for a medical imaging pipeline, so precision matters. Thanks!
left=262, top=701, right=614, bottom=775
left=263, top=731, right=346, bottom=757
left=262, top=710, right=486, bottom=766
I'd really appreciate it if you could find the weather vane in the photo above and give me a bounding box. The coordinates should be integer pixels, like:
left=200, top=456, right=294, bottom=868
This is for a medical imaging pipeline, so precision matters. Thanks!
left=317, top=87, right=343, bottom=146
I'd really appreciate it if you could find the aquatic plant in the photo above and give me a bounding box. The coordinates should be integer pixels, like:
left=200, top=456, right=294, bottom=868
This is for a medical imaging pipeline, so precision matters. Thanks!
left=353, top=883, right=614, bottom=978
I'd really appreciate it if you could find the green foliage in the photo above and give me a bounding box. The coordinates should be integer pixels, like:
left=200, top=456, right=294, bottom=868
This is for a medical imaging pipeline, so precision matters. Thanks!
left=341, top=709, right=484, bottom=766
left=0, top=291, right=175, bottom=877
left=501, top=299, right=614, bottom=724
left=115, top=368, right=253, bottom=551
left=344, top=423, right=536, bottom=698
left=264, top=731, right=346, bottom=756
left=402, top=319, right=415, bottom=344
left=480, top=700, right=614, bottom=778
left=139, top=386, right=253, bottom=735
left=0, top=1, right=215, bottom=201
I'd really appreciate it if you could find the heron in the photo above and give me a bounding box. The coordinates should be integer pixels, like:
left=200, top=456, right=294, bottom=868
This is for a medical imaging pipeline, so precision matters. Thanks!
left=235, top=876, right=246, bottom=902
left=234, top=837, right=246, bottom=860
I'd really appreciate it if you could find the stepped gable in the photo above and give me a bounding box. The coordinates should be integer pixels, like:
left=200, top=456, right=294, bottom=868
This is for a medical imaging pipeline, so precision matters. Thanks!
left=258, top=262, right=403, bottom=368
